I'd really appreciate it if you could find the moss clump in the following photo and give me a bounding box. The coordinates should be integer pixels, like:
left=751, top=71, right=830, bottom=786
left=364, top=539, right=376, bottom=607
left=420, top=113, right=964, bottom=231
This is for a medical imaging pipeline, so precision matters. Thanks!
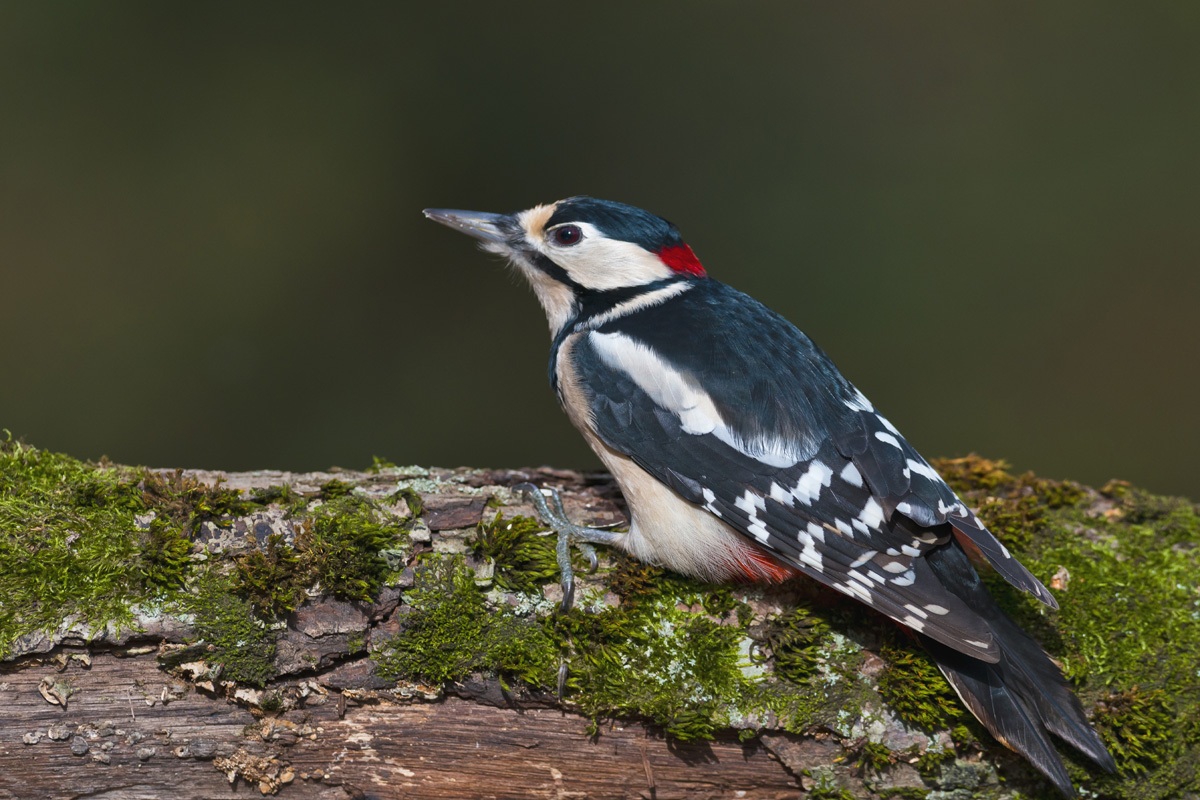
left=295, top=494, right=405, bottom=602
left=182, top=570, right=277, bottom=686
left=934, top=455, right=1019, bottom=494
left=373, top=557, right=557, bottom=689
left=758, top=607, right=832, bottom=684
left=0, top=437, right=176, bottom=655
left=226, top=492, right=405, bottom=617
left=471, top=513, right=558, bottom=593
left=1092, top=687, right=1178, bottom=774
left=877, top=645, right=963, bottom=733
left=553, top=594, right=751, bottom=741
left=137, top=516, right=193, bottom=591
left=366, top=455, right=397, bottom=474
left=807, top=776, right=856, bottom=800
left=234, top=534, right=307, bottom=618
left=0, top=437, right=409, bottom=665
left=318, top=479, right=356, bottom=499
left=139, top=468, right=256, bottom=533
left=389, top=486, right=424, bottom=517
left=243, top=483, right=306, bottom=516
left=604, top=553, right=669, bottom=603
left=857, top=739, right=894, bottom=774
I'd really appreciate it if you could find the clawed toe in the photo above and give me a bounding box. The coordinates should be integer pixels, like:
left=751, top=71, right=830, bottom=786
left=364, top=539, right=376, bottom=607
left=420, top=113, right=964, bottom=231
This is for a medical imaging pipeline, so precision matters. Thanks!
left=514, top=482, right=623, bottom=612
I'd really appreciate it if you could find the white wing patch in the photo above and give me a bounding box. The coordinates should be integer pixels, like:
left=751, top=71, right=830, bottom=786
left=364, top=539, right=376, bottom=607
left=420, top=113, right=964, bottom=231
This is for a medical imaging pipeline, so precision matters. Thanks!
left=844, top=387, right=874, bottom=413
left=797, top=522, right=825, bottom=571
left=839, top=461, right=863, bottom=488
left=788, top=460, right=833, bottom=506
left=874, top=431, right=902, bottom=449
left=858, top=497, right=885, bottom=530
left=735, top=489, right=770, bottom=543
left=589, top=331, right=818, bottom=467
left=906, top=458, right=940, bottom=482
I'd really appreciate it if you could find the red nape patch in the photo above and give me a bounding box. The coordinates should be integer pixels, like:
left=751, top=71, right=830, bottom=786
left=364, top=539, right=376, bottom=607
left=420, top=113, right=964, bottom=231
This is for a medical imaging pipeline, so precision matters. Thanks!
left=733, top=547, right=800, bottom=583
left=658, top=244, right=706, bottom=276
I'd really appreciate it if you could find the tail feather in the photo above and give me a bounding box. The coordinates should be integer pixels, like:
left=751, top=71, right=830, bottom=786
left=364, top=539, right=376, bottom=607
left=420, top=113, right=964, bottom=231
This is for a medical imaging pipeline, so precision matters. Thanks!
left=987, top=613, right=1116, bottom=771
left=928, top=637, right=1079, bottom=796
left=921, top=541, right=1115, bottom=797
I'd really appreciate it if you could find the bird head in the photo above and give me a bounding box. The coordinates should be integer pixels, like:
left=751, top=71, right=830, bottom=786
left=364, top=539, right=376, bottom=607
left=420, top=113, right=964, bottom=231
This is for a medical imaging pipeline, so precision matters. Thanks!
left=424, top=197, right=705, bottom=334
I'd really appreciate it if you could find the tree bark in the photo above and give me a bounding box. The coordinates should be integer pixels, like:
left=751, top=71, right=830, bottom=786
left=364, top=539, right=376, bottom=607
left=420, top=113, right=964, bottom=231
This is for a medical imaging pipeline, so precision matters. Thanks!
left=1, top=457, right=1195, bottom=800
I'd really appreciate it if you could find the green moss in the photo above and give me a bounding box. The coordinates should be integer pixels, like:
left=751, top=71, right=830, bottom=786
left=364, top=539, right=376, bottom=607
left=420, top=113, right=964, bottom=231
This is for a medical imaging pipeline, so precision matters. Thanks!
left=552, top=596, right=749, bottom=741
left=0, top=437, right=414, bottom=662
left=137, top=516, right=193, bottom=591
left=259, top=690, right=285, bottom=713
left=140, top=468, right=256, bottom=533
left=181, top=569, right=277, bottom=686
left=234, top=534, right=306, bottom=618
left=933, top=455, right=1018, bottom=494
left=366, top=455, right=397, bottom=474
left=389, top=486, right=424, bottom=517
left=7, top=439, right=1198, bottom=799
left=877, top=645, right=964, bottom=733
left=0, top=438, right=168, bottom=655
left=373, top=556, right=558, bottom=688
left=857, top=739, right=894, bottom=774
left=758, top=607, right=833, bottom=684
left=471, top=513, right=558, bottom=593
left=548, top=561, right=861, bottom=742
left=318, top=479, right=356, bottom=499
left=1092, top=687, right=1177, bottom=774
left=914, top=745, right=954, bottom=779
left=878, top=789, right=929, bottom=800
left=226, top=492, right=407, bottom=614
left=807, top=774, right=856, bottom=800
left=296, top=494, right=405, bottom=602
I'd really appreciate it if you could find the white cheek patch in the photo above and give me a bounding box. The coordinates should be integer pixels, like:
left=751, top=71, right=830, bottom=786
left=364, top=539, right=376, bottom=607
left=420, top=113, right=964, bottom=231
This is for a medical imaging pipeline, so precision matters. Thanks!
left=589, top=331, right=814, bottom=467
left=528, top=221, right=675, bottom=291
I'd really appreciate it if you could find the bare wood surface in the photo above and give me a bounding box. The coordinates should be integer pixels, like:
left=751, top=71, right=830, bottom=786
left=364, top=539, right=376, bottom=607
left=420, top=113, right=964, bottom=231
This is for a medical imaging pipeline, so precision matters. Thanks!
left=1, top=650, right=804, bottom=800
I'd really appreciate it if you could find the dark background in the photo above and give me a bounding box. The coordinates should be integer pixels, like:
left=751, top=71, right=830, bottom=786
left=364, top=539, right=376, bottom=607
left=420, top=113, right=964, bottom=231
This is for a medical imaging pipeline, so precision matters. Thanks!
left=2, top=4, right=1197, bottom=497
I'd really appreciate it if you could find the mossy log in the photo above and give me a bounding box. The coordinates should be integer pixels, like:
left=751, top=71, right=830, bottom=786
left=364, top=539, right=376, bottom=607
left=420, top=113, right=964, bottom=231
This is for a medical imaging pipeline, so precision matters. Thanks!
left=1, top=440, right=1197, bottom=799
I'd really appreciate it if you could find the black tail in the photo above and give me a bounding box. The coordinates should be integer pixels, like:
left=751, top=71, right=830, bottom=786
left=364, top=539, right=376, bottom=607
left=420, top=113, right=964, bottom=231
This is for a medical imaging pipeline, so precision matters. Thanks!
left=922, top=542, right=1116, bottom=797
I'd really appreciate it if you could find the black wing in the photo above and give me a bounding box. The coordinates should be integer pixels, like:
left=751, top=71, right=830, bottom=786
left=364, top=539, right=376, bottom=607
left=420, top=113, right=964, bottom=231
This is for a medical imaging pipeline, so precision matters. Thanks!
left=571, top=280, right=1054, bottom=661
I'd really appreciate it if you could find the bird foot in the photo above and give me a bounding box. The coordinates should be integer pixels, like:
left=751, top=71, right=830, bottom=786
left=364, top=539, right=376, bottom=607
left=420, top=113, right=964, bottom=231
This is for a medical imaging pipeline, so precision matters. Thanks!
left=514, top=482, right=623, bottom=612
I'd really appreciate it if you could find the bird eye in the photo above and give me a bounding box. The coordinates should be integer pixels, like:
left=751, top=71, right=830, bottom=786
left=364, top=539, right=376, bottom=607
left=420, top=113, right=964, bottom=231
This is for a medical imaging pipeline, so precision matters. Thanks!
left=551, top=225, right=583, bottom=246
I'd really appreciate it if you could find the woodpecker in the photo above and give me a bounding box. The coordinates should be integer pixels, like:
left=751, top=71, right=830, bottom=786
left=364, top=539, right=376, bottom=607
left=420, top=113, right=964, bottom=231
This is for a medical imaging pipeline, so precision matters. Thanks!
left=424, top=197, right=1115, bottom=795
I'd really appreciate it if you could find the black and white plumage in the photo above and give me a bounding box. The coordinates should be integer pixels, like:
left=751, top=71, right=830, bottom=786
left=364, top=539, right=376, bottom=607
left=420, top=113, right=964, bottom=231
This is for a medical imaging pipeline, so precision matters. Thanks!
left=424, top=196, right=1115, bottom=795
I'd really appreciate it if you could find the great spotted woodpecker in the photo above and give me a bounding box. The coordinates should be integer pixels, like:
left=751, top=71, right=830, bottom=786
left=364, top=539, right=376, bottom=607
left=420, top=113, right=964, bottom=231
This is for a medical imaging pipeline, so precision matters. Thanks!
left=424, top=196, right=1114, bottom=795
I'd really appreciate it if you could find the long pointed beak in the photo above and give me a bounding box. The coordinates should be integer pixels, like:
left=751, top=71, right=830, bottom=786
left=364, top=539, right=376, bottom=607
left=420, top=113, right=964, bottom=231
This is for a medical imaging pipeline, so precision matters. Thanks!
left=423, top=208, right=510, bottom=244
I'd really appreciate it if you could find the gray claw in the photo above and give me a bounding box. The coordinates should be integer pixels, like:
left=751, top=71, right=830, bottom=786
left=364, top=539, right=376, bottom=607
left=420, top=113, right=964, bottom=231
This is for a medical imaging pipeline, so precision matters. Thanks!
left=515, top=482, right=624, bottom=613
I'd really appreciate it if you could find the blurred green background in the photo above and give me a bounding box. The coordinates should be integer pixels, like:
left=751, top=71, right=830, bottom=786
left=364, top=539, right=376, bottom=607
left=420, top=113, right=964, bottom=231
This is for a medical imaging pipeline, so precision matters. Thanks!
left=1, top=4, right=1197, bottom=497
